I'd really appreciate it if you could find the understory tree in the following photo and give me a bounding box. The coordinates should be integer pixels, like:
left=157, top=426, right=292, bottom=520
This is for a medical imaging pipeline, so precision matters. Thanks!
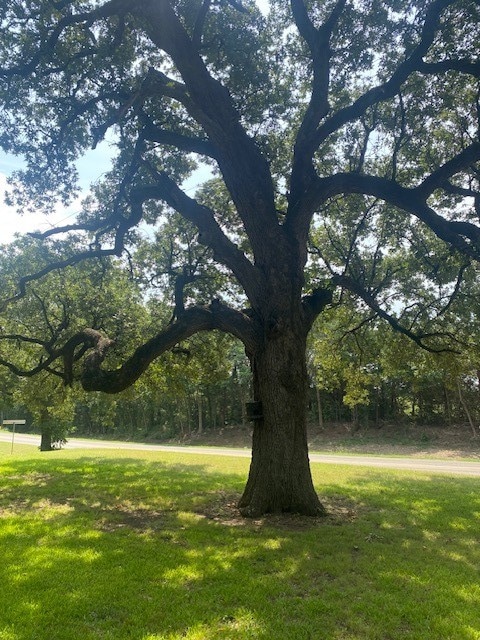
left=0, top=0, right=479, bottom=515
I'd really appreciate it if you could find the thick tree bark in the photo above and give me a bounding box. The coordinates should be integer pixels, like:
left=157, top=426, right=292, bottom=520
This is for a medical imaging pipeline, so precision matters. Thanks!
left=316, top=386, right=324, bottom=431
left=238, top=324, right=326, bottom=518
left=40, top=427, right=53, bottom=451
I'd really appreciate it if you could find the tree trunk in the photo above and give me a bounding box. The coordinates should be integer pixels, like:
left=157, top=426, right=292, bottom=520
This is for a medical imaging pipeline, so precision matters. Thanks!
left=208, top=394, right=217, bottom=429
left=40, top=427, right=53, bottom=451
left=240, top=386, right=247, bottom=427
left=316, top=386, right=324, bottom=431
left=351, top=406, right=360, bottom=432
left=238, top=329, right=326, bottom=518
left=197, top=393, right=203, bottom=434
left=38, top=407, right=54, bottom=451
left=457, top=378, right=477, bottom=438
left=443, top=383, right=452, bottom=425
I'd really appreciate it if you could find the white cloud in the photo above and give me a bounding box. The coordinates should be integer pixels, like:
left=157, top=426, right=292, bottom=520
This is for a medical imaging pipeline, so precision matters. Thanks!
left=256, top=0, right=270, bottom=15
left=0, top=172, right=83, bottom=244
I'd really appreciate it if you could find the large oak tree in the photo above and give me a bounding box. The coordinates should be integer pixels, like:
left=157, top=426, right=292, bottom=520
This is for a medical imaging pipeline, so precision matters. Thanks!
left=0, top=0, right=479, bottom=515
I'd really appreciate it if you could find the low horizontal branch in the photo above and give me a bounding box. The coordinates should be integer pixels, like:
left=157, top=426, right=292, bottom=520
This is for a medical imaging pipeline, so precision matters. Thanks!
left=80, top=301, right=257, bottom=393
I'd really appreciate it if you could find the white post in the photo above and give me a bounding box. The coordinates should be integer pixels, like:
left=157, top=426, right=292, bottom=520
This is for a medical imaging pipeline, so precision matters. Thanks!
left=2, top=420, right=27, bottom=453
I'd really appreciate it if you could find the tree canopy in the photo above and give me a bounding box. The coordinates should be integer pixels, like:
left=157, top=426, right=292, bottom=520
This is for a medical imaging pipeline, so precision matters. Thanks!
left=0, top=0, right=479, bottom=516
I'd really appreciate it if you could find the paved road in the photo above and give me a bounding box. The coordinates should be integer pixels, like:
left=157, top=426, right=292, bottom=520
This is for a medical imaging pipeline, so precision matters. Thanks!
left=1, top=431, right=480, bottom=476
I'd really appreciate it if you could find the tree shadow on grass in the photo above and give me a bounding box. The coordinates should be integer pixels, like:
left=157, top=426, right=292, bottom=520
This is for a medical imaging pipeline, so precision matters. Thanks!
left=0, top=457, right=479, bottom=639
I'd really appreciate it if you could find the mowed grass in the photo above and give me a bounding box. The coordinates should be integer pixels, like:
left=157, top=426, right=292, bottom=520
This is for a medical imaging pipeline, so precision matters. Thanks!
left=0, top=443, right=479, bottom=640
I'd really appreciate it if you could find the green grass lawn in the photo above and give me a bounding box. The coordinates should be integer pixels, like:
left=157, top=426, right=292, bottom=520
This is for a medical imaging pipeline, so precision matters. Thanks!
left=0, top=442, right=479, bottom=640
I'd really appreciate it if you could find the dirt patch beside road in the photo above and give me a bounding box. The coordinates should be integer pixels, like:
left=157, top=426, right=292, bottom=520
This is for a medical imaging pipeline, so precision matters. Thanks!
left=164, top=422, right=480, bottom=460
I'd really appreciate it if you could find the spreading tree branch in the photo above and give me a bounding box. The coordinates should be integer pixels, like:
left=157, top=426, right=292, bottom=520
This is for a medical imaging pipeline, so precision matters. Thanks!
left=332, top=274, right=460, bottom=353
left=418, top=59, right=480, bottom=77
left=286, top=0, right=463, bottom=248
left=289, top=0, right=346, bottom=213
left=416, top=142, right=480, bottom=197
left=311, top=0, right=456, bottom=151
left=0, top=0, right=135, bottom=79
left=312, top=172, right=480, bottom=260
left=78, top=301, right=257, bottom=392
left=129, top=1, right=282, bottom=265
left=192, top=0, right=211, bottom=46
left=141, top=119, right=216, bottom=159
left=129, top=170, right=265, bottom=305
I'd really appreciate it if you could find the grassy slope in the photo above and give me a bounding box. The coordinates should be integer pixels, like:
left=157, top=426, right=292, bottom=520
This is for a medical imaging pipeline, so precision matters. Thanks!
left=0, top=442, right=479, bottom=640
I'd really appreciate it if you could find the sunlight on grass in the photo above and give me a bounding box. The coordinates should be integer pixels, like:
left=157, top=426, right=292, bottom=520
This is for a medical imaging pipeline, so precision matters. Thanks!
left=142, top=607, right=265, bottom=640
left=0, top=447, right=479, bottom=639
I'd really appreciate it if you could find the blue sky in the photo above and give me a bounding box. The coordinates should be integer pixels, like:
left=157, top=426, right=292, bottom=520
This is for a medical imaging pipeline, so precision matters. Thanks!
left=0, top=142, right=113, bottom=243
